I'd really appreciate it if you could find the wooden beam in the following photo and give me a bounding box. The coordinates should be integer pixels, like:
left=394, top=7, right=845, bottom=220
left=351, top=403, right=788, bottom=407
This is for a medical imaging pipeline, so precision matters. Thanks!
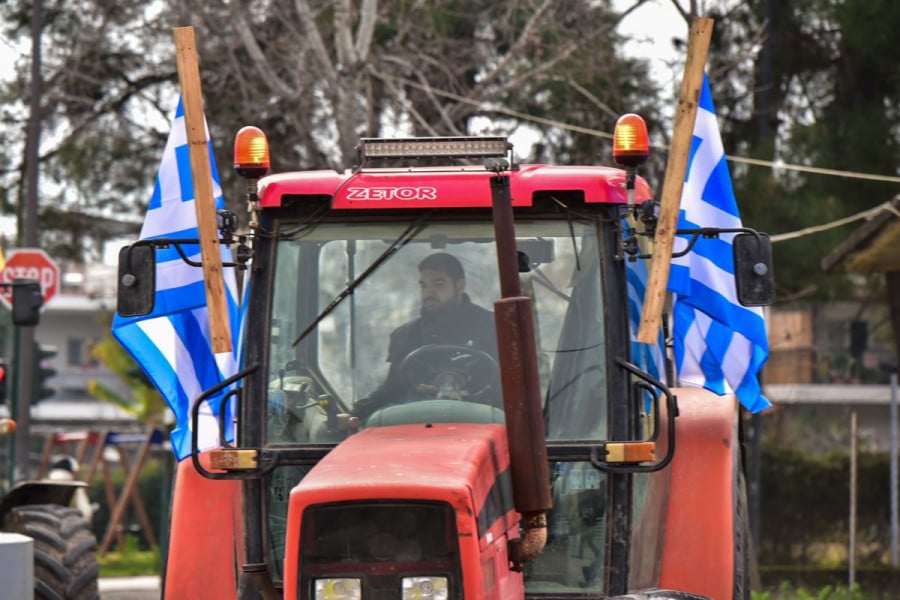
left=637, top=16, right=714, bottom=343
left=172, top=26, right=233, bottom=354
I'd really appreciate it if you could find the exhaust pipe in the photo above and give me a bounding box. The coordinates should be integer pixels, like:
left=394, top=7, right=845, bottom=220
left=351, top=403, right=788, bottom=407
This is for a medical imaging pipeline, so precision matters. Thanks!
left=489, top=169, right=552, bottom=568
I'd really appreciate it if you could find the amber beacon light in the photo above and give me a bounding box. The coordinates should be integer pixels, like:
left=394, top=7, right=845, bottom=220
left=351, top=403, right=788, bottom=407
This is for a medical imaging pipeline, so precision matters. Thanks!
left=234, top=126, right=271, bottom=179
left=612, top=113, right=650, bottom=168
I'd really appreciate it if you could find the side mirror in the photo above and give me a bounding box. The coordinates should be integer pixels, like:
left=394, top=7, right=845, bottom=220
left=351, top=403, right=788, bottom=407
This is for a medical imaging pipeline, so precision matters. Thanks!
left=733, top=232, right=775, bottom=307
left=117, top=244, right=156, bottom=317
left=11, top=279, right=43, bottom=326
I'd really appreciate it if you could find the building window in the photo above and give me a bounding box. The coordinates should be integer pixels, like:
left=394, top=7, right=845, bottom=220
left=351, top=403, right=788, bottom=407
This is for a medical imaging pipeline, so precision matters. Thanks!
left=68, top=338, right=100, bottom=368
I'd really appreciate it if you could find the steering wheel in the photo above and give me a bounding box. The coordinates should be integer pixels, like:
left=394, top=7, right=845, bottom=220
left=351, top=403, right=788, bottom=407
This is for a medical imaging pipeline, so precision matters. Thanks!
left=396, top=344, right=501, bottom=405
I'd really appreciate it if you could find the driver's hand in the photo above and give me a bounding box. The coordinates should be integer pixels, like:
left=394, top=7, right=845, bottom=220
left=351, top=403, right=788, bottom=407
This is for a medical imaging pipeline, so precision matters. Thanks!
left=417, top=383, right=469, bottom=401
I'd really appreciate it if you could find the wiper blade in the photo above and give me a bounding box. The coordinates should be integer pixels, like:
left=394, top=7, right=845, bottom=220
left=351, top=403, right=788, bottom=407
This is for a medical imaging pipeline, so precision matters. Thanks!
left=291, top=212, right=431, bottom=347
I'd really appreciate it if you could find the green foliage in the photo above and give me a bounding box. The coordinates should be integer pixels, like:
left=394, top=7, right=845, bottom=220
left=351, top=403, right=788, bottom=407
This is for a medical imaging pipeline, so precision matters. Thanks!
left=707, top=1, right=900, bottom=302
left=753, top=582, right=876, bottom=600
left=1, top=0, right=663, bottom=258
left=758, top=443, right=891, bottom=566
left=88, top=454, right=171, bottom=553
left=98, top=535, right=161, bottom=577
left=758, top=567, right=900, bottom=599
left=750, top=583, right=870, bottom=600
left=87, top=312, right=168, bottom=425
left=2, top=0, right=897, bottom=314
left=0, top=0, right=173, bottom=261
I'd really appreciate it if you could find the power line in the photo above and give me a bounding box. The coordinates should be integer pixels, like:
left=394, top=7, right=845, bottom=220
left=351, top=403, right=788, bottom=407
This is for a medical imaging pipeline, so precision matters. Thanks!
left=374, top=71, right=900, bottom=186
left=370, top=71, right=900, bottom=243
left=728, top=156, right=900, bottom=185
left=770, top=198, right=900, bottom=243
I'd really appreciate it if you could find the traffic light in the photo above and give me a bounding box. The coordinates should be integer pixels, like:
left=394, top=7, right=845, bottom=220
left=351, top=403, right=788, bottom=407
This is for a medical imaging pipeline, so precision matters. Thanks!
left=0, top=359, right=6, bottom=405
left=33, top=343, right=58, bottom=403
left=11, top=279, right=43, bottom=327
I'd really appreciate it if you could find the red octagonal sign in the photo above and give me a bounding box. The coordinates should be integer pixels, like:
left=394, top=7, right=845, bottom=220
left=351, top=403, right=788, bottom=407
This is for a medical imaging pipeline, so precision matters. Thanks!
left=0, top=249, right=60, bottom=310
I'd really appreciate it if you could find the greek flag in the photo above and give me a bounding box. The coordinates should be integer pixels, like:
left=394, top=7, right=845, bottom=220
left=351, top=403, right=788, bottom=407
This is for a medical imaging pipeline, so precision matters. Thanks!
left=626, top=253, right=666, bottom=386
left=667, top=75, right=770, bottom=413
left=112, top=97, right=241, bottom=459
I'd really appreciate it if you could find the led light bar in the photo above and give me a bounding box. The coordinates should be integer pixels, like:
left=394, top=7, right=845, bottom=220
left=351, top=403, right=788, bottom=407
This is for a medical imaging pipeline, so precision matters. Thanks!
left=358, top=137, right=511, bottom=160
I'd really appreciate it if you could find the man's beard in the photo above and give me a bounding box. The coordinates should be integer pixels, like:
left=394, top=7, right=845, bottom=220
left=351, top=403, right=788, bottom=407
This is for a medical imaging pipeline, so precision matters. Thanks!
left=421, top=299, right=456, bottom=318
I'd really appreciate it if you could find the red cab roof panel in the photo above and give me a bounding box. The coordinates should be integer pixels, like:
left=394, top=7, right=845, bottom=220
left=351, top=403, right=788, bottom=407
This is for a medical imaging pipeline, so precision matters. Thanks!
left=258, top=164, right=653, bottom=209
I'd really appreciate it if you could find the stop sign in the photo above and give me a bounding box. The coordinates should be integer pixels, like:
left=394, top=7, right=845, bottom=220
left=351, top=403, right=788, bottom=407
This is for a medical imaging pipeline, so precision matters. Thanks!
left=0, top=249, right=60, bottom=309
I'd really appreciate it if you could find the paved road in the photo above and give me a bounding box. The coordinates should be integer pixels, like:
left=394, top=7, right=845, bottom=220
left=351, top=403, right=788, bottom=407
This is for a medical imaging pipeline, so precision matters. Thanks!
left=99, top=576, right=161, bottom=599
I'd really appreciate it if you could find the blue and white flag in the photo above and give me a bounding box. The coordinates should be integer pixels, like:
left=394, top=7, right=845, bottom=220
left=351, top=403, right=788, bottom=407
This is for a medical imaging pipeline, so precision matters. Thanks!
left=112, top=97, right=241, bottom=459
left=626, top=250, right=666, bottom=387
left=667, top=75, right=771, bottom=413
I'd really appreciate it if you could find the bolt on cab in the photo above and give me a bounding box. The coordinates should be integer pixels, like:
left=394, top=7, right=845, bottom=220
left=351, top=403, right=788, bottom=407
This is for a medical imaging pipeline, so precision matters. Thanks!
left=118, top=119, right=774, bottom=600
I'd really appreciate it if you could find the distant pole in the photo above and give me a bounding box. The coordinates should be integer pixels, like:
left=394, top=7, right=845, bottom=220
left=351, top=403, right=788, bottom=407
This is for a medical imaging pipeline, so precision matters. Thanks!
left=14, top=0, right=44, bottom=482
left=891, top=373, right=898, bottom=567
left=849, top=410, right=858, bottom=589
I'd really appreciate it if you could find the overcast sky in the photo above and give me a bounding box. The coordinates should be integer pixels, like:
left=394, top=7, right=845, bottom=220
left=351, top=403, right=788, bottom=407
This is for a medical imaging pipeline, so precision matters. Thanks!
left=615, top=0, right=693, bottom=117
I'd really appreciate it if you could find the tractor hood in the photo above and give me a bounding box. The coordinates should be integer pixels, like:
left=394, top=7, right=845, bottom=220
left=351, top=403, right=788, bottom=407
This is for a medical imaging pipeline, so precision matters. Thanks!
left=281, top=423, right=522, bottom=598
left=286, top=422, right=517, bottom=539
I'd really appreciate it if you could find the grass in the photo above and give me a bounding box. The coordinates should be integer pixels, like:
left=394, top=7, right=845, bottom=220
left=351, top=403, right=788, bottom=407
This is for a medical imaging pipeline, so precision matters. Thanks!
left=753, top=583, right=875, bottom=600
left=97, top=535, right=162, bottom=578
left=96, top=538, right=891, bottom=599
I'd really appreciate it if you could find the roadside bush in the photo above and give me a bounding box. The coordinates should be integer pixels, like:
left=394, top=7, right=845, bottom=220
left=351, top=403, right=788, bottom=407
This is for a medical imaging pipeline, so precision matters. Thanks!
left=758, top=444, right=890, bottom=566
left=86, top=452, right=173, bottom=552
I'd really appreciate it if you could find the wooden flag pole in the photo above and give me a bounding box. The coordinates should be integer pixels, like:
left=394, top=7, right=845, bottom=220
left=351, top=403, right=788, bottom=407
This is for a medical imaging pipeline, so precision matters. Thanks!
left=636, top=16, right=714, bottom=343
left=173, top=26, right=233, bottom=354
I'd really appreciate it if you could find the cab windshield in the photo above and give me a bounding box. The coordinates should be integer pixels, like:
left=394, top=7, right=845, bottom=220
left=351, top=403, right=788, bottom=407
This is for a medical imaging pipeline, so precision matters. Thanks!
left=263, top=212, right=618, bottom=593
left=266, top=215, right=610, bottom=444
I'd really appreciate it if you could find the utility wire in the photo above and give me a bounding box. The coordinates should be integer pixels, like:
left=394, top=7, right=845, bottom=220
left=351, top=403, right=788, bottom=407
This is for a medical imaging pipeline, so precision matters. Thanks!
left=770, top=198, right=900, bottom=243
left=729, top=156, right=900, bottom=185
left=370, top=72, right=900, bottom=243
left=373, top=71, right=900, bottom=186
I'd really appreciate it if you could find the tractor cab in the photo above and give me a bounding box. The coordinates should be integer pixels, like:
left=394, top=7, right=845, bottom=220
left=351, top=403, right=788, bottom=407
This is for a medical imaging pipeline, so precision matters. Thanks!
left=220, top=134, right=680, bottom=598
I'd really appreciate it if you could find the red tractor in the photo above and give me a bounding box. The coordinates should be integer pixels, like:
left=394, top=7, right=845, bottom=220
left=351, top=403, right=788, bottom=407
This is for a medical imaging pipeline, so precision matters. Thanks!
left=119, top=118, right=773, bottom=599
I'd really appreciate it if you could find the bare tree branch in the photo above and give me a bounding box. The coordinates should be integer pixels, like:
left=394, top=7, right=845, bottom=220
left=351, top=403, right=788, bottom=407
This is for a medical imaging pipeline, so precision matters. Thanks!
left=230, top=8, right=298, bottom=97
left=464, top=0, right=554, bottom=100
left=334, top=0, right=357, bottom=67
left=294, top=0, right=339, bottom=88
left=355, top=0, right=378, bottom=63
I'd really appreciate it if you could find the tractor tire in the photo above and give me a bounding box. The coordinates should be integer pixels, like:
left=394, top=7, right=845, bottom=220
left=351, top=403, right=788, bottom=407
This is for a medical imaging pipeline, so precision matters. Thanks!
left=4, top=504, right=100, bottom=600
left=733, top=464, right=751, bottom=600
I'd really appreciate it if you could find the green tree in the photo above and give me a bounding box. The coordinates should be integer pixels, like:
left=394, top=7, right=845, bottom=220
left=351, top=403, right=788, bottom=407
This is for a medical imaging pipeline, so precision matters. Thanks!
left=0, top=0, right=172, bottom=260
left=698, top=0, right=900, bottom=303
left=87, top=313, right=167, bottom=426
left=0, top=0, right=664, bottom=263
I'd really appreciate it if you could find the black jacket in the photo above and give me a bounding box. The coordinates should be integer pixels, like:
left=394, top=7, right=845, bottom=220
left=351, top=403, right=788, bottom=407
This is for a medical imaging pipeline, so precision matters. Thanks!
left=354, top=295, right=496, bottom=419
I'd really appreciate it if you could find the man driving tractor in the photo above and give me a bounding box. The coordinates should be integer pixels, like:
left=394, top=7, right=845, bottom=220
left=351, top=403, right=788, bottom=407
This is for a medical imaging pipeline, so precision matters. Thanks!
left=352, top=252, right=499, bottom=420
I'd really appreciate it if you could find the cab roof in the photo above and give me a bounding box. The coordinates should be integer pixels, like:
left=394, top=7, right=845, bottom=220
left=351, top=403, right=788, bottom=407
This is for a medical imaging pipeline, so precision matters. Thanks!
left=257, top=163, right=653, bottom=209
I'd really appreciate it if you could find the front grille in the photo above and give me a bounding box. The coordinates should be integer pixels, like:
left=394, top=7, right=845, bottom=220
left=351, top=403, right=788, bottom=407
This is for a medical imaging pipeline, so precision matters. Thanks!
left=297, top=500, right=462, bottom=599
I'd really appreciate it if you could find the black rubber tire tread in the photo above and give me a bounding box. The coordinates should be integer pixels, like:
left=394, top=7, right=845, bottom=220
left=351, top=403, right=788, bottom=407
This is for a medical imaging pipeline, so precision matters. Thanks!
left=4, top=504, right=100, bottom=600
left=733, top=460, right=751, bottom=600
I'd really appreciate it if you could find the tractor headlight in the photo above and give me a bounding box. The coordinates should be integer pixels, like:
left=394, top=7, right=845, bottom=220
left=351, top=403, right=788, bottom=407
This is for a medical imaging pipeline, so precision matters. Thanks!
left=314, top=578, right=362, bottom=600
left=401, top=576, right=449, bottom=599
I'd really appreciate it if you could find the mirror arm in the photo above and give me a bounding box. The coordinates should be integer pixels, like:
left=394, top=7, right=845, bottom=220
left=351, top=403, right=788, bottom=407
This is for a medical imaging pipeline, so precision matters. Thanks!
left=134, top=237, right=250, bottom=269
left=590, top=359, right=678, bottom=474
left=189, top=364, right=279, bottom=481
left=620, top=225, right=762, bottom=260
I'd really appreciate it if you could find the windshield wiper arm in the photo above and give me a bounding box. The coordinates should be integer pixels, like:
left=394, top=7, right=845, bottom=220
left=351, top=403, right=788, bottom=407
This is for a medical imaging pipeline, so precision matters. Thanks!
left=291, top=212, right=431, bottom=347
